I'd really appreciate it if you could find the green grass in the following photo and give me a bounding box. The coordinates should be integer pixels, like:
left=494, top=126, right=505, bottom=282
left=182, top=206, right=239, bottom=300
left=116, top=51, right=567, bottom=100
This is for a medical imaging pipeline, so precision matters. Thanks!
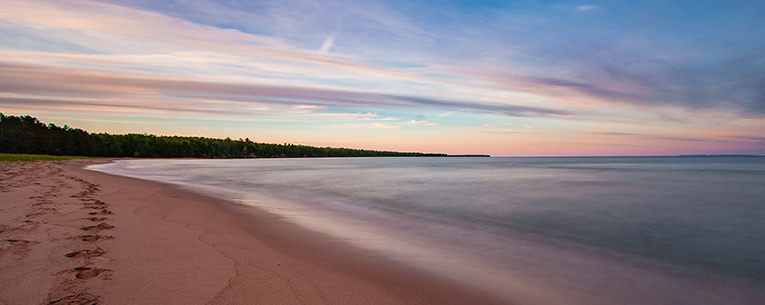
left=0, top=153, right=93, bottom=162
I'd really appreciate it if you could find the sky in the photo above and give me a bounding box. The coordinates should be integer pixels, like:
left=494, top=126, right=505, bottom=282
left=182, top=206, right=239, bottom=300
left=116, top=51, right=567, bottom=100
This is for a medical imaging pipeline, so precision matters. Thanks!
left=1, top=0, right=764, bottom=156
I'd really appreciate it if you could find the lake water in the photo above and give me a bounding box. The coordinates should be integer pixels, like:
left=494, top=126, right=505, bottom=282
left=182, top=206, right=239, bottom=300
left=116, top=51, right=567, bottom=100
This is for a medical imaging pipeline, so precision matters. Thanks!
left=89, top=156, right=765, bottom=304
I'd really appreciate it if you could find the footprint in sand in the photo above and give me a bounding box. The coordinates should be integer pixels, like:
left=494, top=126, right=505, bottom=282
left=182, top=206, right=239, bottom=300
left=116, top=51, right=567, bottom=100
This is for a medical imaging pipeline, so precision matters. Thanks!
left=85, top=217, right=108, bottom=222
left=83, top=200, right=106, bottom=207
left=25, top=211, right=46, bottom=217
left=48, top=292, right=98, bottom=305
left=71, top=191, right=89, bottom=198
left=64, top=248, right=105, bottom=259
left=79, top=235, right=99, bottom=242
left=87, top=209, right=113, bottom=215
left=75, top=235, right=113, bottom=242
left=32, top=200, right=54, bottom=206
left=80, top=223, right=114, bottom=231
left=74, top=267, right=110, bottom=279
left=4, top=239, right=38, bottom=256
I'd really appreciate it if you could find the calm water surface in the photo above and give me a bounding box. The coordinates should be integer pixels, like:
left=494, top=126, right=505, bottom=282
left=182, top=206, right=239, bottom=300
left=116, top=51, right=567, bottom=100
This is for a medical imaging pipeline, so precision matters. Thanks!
left=90, top=156, right=765, bottom=304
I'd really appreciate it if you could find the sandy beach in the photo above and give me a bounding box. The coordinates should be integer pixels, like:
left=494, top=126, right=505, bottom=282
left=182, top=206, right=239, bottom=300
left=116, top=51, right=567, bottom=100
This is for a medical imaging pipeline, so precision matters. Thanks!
left=0, top=160, right=505, bottom=305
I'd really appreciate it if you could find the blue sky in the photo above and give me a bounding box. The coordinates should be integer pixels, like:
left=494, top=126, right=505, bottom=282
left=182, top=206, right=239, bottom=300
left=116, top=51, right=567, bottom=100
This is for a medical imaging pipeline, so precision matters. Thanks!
left=1, top=0, right=764, bottom=155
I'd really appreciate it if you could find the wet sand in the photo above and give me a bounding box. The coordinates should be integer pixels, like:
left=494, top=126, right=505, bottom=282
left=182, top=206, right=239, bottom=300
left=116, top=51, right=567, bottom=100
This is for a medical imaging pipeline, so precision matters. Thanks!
left=0, top=160, right=507, bottom=305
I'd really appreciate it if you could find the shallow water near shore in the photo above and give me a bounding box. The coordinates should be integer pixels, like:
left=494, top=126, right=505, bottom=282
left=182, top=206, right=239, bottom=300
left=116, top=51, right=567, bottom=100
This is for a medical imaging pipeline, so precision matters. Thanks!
left=90, top=156, right=765, bottom=304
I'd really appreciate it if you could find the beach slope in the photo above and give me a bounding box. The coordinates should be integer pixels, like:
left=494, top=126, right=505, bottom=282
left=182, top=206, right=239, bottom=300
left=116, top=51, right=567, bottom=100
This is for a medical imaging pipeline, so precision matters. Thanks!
left=0, top=160, right=503, bottom=305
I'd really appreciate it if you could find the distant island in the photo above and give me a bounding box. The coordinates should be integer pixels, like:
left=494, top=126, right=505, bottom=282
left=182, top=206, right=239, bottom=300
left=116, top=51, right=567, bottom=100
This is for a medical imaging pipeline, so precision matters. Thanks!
left=0, top=114, right=450, bottom=158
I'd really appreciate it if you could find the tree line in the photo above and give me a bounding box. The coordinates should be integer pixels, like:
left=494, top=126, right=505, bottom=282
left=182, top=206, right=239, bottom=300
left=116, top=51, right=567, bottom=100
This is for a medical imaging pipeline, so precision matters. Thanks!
left=0, top=114, right=446, bottom=158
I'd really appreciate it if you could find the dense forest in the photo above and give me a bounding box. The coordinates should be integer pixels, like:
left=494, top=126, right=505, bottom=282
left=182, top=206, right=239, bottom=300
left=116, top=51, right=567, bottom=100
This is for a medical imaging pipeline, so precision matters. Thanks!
left=0, top=114, right=446, bottom=158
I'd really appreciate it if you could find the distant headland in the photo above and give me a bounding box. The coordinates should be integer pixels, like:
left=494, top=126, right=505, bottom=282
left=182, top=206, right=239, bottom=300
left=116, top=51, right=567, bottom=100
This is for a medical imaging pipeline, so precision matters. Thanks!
left=447, top=154, right=491, bottom=157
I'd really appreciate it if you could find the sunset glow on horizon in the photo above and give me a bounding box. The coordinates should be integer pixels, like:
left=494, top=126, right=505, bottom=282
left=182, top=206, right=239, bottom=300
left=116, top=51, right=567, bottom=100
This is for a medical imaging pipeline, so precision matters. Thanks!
left=2, top=0, right=764, bottom=156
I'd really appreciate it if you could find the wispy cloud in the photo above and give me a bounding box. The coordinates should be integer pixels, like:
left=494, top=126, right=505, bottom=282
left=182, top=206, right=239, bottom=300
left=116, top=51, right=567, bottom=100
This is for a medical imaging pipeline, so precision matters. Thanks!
left=581, top=131, right=637, bottom=137
left=717, top=134, right=765, bottom=143
left=577, top=5, right=599, bottom=11
left=436, top=111, right=456, bottom=118
left=458, top=50, right=765, bottom=117
left=581, top=131, right=714, bottom=143
left=0, top=1, right=433, bottom=89
left=0, top=62, right=569, bottom=118
left=332, top=122, right=400, bottom=129
left=4, top=0, right=762, bottom=119
left=406, top=120, right=437, bottom=126
left=478, top=128, right=542, bottom=135
left=318, top=35, right=336, bottom=53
